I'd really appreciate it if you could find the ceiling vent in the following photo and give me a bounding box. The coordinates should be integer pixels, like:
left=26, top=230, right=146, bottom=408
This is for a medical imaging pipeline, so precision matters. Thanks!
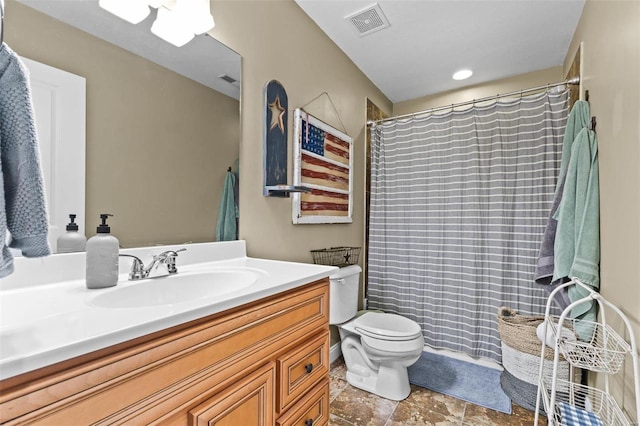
left=218, top=74, right=239, bottom=87
left=345, top=3, right=390, bottom=37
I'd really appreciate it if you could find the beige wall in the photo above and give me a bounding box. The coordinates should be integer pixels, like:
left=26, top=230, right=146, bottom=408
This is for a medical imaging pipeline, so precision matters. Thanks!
left=566, top=0, right=640, bottom=338
left=566, top=0, right=639, bottom=419
left=394, top=66, right=564, bottom=116
left=5, top=0, right=240, bottom=247
left=209, top=0, right=392, bottom=262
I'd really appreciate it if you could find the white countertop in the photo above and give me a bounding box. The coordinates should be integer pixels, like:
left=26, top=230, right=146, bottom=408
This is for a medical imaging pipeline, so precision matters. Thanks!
left=0, top=241, right=338, bottom=380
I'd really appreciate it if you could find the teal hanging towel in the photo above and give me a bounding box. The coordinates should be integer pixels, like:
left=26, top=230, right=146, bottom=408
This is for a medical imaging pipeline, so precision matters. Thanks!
left=216, top=168, right=238, bottom=241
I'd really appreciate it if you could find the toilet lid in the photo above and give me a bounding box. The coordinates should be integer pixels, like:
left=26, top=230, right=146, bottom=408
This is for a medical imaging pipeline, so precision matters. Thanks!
left=353, top=312, right=422, bottom=341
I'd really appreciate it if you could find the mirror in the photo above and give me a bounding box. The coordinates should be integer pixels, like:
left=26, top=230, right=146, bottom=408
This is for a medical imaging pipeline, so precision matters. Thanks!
left=6, top=0, right=240, bottom=250
left=1, top=0, right=4, bottom=45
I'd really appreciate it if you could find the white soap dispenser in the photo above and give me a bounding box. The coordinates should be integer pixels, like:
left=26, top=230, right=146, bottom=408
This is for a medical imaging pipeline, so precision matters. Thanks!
left=86, top=213, right=119, bottom=289
left=56, top=214, right=87, bottom=253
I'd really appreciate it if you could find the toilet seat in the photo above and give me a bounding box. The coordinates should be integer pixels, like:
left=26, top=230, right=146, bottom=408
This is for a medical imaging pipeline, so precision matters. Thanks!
left=345, top=312, right=423, bottom=341
left=360, top=333, right=424, bottom=356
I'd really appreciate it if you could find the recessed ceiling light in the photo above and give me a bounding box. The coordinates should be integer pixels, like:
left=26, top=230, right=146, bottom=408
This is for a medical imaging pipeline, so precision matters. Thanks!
left=453, top=69, right=473, bottom=80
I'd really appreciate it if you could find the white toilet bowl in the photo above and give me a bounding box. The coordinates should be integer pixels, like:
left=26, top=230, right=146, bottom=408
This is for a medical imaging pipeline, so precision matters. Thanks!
left=329, top=265, right=424, bottom=401
left=337, top=312, right=424, bottom=400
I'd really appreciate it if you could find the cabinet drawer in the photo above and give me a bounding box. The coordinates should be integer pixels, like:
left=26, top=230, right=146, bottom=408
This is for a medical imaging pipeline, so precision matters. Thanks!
left=188, top=363, right=274, bottom=426
left=276, top=378, right=329, bottom=426
left=277, top=331, right=329, bottom=413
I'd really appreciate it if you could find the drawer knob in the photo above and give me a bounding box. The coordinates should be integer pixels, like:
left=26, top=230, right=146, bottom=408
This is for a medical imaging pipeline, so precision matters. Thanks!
left=304, top=419, right=314, bottom=426
left=305, top=363, right=314, bottom=373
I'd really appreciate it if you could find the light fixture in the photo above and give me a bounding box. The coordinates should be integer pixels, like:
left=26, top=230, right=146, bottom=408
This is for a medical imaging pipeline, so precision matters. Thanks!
left=183, top=0, right=215, bottom=35
left=99, top=0, right=215, bottom=47
left=453, top=69, right=473, bottom=80
left=151, top=6, right=195, bottom=47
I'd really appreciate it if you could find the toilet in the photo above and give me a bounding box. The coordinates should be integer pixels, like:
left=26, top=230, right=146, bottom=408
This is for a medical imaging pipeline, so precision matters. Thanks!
left=329, top=265, right=424, bottom=401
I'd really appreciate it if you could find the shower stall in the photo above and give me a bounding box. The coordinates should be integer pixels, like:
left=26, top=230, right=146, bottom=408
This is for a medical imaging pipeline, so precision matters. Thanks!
left=367, top=85, right=572, bottom=362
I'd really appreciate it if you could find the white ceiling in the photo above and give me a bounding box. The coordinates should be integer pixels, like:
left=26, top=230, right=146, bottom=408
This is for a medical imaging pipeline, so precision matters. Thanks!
left=295, top=0, right=585, bottom=103
left=16, top=0, right=241, bottom=100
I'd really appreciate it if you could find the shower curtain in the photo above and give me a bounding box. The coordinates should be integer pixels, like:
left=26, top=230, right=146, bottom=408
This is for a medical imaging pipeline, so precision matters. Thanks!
left=368, top=90, right=570, bottom=361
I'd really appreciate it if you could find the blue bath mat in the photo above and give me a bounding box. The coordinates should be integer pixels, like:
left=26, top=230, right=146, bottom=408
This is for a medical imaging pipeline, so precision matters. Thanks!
left=408, top=351, right=512, bottom=414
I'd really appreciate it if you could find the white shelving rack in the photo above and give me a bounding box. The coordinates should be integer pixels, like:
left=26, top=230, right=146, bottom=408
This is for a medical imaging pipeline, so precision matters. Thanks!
left=535, top=280, right=640, bottom=426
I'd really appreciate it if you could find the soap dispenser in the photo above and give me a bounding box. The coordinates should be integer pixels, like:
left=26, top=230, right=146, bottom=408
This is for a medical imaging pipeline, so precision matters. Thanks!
left=86, top=214, right=119, bottom=289
left=56, top=214, right=87, bottom=253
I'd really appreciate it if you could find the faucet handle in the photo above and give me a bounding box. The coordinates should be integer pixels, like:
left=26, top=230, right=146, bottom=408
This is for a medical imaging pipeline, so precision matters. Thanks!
left=119, top=254, right=145, bottom=280
left=153, top=248, right=186, bottom=260
left=162, top=248, right=186, bottom=274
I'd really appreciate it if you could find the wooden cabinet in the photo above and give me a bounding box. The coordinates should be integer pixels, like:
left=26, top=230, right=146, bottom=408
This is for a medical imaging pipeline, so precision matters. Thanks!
left=0, top=279, right=330, bottom=425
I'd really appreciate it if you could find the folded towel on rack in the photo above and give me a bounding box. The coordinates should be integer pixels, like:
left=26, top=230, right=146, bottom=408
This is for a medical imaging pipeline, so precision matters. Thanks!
left=558, top=402, right=604, bottom=426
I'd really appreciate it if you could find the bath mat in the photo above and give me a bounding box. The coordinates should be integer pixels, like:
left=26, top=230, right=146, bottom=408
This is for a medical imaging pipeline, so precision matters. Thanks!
left=408, top=351, right=512, bottom=414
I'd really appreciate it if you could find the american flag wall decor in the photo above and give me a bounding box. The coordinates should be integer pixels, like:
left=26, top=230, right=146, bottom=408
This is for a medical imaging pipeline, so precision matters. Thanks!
left=292, top=108, right=353, bottom=224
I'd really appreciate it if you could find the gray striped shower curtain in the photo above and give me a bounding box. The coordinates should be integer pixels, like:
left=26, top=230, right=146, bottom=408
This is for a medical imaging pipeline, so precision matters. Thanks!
left=368, top=90, right=569, bottom=361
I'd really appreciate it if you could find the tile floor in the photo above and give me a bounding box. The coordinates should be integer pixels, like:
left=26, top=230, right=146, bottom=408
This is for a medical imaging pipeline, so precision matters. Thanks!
left=329, top=357, right=547, bottom=425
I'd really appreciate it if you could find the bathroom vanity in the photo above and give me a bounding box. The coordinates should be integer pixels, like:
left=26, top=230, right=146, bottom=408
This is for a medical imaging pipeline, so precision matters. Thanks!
left=0, top=241, right=336, bottom=425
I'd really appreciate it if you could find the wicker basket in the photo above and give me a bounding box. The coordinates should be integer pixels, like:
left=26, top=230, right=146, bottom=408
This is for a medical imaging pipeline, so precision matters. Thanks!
left=497, top=306, right=580, bottom=412
left=501, top=369, right=548, bottom=415
left=310, top=247, right=361, bottom=267
left=501, top=342, right=579, bottom=387
left=497, top=306, right=560, bottom=361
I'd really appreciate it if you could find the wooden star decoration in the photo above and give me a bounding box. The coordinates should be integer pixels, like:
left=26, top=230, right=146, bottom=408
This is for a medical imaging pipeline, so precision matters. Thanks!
left=269, top=96, right=286, bottom=133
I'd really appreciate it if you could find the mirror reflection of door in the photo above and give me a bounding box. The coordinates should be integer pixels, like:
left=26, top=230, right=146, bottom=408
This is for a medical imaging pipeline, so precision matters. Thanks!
left=22, top=58, right=85, bottom=252
left=1, top=0, right=4, bottom=45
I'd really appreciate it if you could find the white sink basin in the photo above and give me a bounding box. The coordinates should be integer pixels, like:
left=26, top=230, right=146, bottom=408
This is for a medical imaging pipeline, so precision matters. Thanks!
left=91, top=270, right=259, bottom=308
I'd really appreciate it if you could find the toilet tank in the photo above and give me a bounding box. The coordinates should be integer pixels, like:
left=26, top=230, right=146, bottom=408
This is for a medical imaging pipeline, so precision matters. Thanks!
left=329, top=265, right=362, bottom=325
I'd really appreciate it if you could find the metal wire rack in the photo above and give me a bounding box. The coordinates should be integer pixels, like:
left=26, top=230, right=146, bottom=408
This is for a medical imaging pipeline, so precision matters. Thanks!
left=535, top=279, right=640, bottom=426
left=548, top=319, right=630, bottom=375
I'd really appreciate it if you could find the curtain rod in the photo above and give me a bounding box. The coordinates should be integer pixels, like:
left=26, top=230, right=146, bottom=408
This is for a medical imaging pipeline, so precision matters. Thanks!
left=367, top=76, right=580, bottom=127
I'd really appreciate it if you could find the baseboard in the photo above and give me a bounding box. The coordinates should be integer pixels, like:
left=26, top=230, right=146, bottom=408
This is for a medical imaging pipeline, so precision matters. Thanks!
left=330, top=342, right=342, bottom=364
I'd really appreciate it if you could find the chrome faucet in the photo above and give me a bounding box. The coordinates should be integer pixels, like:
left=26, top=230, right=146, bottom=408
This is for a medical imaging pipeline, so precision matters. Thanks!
left=119, top=248, right=186, bottom=280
